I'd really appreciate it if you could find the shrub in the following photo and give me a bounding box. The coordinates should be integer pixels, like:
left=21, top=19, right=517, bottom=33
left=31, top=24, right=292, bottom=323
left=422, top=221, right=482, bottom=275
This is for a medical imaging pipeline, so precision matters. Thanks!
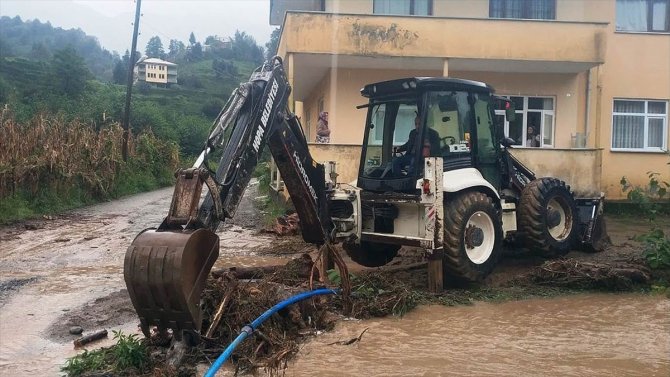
left=621, top=167, right=670, bottom=270
left=636, top=229, right=670, bottom=269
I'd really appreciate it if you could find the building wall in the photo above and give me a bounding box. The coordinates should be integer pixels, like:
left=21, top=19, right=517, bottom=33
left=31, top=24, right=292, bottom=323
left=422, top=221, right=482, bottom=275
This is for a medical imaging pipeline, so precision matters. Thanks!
left=595, top=2, right=670, bottom=198
left=276, top=0, right=670, bottom=199
left=511, top=148, right=601, bottom=196
left=144, top=63, right=168, bottom=84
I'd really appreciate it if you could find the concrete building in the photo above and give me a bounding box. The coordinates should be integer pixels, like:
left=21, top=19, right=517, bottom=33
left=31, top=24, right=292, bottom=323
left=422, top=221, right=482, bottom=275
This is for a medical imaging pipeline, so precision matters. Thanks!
left=135, top=57, right=178, bottom=87
left=270, top=0, right=669, bottom=199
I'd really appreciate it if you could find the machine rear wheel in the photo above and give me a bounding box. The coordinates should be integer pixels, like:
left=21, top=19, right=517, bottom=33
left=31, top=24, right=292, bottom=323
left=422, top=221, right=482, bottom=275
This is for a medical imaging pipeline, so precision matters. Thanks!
left=343, top=241, right=400, bottom=267
left=517, top=178, right=577, bottom=256
left=442, top=192, right=503, bottom=284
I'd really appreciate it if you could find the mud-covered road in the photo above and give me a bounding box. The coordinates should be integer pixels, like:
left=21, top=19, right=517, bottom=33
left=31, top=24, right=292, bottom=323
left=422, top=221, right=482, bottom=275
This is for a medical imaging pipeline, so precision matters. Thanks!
left=0, top=182, right=295, bottom=375
left=1, top=185, right=669, bottom=376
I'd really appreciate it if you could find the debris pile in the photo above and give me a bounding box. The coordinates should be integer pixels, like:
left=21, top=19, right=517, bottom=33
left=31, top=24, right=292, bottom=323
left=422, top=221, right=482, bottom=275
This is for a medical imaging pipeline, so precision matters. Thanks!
left=197, top=254, right=339, bottom=373
left=526, top=258, right=651, bottom=290
left=263, top=213, right=300, bottom=236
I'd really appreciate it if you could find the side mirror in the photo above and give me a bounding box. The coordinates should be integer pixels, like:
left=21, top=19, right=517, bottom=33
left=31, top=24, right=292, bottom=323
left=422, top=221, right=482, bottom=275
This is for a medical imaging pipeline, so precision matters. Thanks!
left=500, top=137, right=515, bottom=148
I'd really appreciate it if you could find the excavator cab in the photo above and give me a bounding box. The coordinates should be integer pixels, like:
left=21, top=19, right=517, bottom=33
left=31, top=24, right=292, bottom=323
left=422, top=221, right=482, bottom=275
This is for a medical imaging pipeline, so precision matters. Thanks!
left=358, top=78, right=498, bottom=192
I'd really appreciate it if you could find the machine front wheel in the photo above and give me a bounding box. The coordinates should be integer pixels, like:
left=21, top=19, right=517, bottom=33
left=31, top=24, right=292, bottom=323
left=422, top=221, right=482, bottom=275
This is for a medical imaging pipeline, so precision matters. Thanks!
left=442, top=191, right=503, bottom=284
left=517, top=178, right=578, bottom=256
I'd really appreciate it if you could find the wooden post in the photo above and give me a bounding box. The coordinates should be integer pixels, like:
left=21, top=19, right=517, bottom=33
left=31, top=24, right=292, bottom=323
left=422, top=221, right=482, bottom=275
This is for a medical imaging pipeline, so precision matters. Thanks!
left=122, top=0, right=142, bottom=162
left=423, top=157, right=444, bottom=293
left=427, top=259, right=443, bottom=292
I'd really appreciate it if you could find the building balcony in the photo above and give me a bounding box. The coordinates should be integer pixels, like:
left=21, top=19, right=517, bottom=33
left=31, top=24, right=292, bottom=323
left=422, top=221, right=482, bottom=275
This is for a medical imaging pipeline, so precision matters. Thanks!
left=278, top=12, right=608, bottom=97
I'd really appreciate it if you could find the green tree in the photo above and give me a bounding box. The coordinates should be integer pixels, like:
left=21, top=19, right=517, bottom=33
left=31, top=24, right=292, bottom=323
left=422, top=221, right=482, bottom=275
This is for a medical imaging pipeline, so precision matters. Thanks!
left=167, top=39, right=185, bottom=60
left=50, top=47, right=90, bottom=97
left=145, top=36, right=165, bottom=59
left=187, top=42, right=203, bottom=61
left=112, top=50, right=130, bottom=84
left=265, top=28, right=280, bottom=60
left=231, top=30, right=264, bottom=65
left=189, top=32, right=196, bottom=46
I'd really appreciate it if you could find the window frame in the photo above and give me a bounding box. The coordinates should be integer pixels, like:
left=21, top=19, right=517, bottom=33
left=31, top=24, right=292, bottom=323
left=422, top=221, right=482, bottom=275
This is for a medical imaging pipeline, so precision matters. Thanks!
left=611, top=98, right=669, bottom=152
left=494, top=95, right=556, bottom=148
left=616, top=0, right=670, bottom=33
left=372, top=0, right=433, bottom=16
left=489, top=0, right=556, bottom=20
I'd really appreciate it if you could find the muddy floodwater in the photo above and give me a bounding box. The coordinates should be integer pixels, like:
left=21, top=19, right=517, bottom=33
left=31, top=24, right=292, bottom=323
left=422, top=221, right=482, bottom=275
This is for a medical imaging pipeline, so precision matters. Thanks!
left=288, top=293, right=670, bottom=377
left=1, top=186, right=669, bottom=376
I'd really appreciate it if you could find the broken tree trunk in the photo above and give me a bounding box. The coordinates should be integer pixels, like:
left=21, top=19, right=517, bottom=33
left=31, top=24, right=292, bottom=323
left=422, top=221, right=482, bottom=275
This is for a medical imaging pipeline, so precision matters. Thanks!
left=73, top=329, right=108, bottom=348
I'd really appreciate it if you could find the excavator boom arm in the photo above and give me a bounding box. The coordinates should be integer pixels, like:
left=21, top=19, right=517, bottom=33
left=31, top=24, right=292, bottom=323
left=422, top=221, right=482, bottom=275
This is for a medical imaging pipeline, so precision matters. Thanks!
left=124, top=58, right=331, bottom=341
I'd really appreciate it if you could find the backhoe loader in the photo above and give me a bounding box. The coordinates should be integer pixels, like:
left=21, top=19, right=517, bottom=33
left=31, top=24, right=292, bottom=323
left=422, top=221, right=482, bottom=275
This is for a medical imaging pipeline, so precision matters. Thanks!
left=124, top=57, right=607, bottom=342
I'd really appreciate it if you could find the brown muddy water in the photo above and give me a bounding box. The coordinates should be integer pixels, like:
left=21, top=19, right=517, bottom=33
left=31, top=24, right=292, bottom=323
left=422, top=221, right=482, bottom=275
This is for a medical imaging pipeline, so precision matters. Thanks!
left=1, top=186, right=669, bottom=376
left=287, top=293, right=670, bottom=377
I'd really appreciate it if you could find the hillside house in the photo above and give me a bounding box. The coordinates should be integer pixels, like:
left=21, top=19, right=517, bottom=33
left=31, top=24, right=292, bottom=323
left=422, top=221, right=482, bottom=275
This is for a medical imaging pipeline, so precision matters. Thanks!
left=135, top=57, right=178, bottom=87
left=269, top=0, right=670, bottom=199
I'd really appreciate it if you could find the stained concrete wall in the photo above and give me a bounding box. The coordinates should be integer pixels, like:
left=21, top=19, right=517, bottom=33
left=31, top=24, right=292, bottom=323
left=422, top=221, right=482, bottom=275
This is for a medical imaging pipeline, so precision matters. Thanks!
left=510, top=148, right=602, bottom=196
left=307, top=143, right=362, bottom=184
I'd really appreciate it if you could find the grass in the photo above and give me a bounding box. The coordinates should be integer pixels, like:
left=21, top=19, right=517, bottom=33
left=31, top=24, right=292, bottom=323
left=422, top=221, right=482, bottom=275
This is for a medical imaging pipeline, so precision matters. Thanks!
left=0, top=187, right=93, bottom=224
left=0, top=161, right=175, bottom=224
left=61, top=331, right=149, bottom=377
left=605, top=201, right=670, bottom=218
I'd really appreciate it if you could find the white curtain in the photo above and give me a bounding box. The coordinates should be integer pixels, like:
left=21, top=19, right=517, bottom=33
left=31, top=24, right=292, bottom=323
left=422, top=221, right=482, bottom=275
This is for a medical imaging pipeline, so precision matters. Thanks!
left=613, top=100, right=645, bottom=148
left=413, top=0, right=430, bottom=15
left=373, top=0, right=410, bottom=15
left=648, top=118, right=664, bottom=148
left=652, top=1, right=668, bottom=31
left=616, top=0, right=648, bottom=31
left=613, top=115, right=645, bottom=148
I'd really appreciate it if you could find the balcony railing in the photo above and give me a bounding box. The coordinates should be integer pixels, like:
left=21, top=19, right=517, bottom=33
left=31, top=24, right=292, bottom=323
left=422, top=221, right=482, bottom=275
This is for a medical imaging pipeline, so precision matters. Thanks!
left=279, top=12, right=608, bottom=65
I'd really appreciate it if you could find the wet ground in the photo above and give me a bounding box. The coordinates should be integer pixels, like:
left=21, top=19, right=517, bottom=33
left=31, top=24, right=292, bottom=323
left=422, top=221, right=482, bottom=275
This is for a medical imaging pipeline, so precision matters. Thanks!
left=0, top=185, right=668, bottom=376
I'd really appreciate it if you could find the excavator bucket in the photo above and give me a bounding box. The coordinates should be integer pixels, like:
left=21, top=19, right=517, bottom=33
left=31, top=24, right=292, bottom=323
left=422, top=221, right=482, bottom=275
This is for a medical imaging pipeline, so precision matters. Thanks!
left=123, top=228, right=219, bottom=340
left=575, top=195, right=611, bottom=252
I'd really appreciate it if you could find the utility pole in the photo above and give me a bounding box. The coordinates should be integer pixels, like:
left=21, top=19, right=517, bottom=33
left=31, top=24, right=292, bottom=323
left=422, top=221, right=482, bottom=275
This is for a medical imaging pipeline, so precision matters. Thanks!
left=122, top=0, right=142, bottom=162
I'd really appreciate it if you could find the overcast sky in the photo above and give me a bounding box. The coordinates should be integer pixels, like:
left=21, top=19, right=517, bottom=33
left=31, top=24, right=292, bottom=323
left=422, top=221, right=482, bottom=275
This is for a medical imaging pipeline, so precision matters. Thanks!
left=0, top=0, right=276, bottom=55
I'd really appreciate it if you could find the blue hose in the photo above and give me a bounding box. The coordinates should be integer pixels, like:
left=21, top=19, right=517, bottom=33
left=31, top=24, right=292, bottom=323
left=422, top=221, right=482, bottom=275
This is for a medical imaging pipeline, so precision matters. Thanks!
left=204, top=287, right=338, bottom=377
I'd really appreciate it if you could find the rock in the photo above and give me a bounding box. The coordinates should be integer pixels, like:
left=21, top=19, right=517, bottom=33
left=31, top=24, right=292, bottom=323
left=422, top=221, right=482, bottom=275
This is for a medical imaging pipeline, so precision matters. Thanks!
left=54, top=238, right=70, bottom=242
left=69, top=326, right=83, bottom=335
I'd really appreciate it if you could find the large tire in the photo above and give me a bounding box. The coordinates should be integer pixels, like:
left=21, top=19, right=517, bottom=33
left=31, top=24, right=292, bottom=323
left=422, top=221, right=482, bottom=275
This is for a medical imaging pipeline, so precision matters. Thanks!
left=343, top=241, right=400, bottom=267
left=443, top=191, right=503, bottom=284
left=517, top=178, right=578, bottom=256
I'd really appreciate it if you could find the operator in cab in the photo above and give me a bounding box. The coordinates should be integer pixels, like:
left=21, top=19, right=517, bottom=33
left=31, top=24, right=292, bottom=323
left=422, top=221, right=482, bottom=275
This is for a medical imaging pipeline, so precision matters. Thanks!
left=392, top=114, right=440, bottom=176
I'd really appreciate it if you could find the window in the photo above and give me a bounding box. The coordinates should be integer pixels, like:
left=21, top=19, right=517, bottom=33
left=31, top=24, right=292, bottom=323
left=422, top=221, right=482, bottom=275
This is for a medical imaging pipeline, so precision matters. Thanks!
left=616, top=0, right=670, bottom=32
left=373, top=0, right=432, bottom=16
left=494, top=96, right=555, bottom=148
left=490, top=0, right=556, bottom=20
left=612, top=99, right=668, bottom=151
left=369, top=103, right=417, bottom=145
